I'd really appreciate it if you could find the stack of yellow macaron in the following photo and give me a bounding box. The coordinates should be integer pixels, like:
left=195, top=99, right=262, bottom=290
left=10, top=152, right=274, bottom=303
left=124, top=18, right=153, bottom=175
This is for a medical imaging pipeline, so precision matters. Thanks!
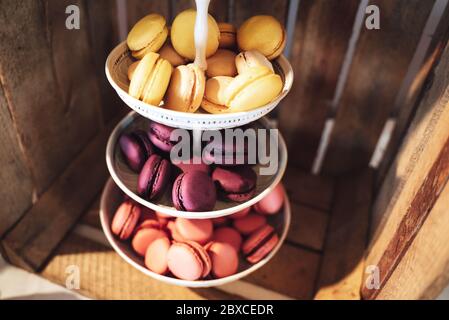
left=126, top=10, right=286, bottom=113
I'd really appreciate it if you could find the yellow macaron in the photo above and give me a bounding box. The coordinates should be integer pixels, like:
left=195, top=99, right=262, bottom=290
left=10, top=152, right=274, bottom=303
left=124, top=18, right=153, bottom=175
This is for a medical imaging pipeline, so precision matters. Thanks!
left=171, top=9, right=220, bottom=60
left=128, top=52, right=172, bottom=106
left=235, top=50, right=274, bottom=75
left=165, top=63, right=206, bottom=113
left=237, top=15, right=286, bottom=60
left=206, top=49, right=237, bottom=78
left=218, top=22, right=236, bottom=49
left=127, top=14, right=168, bottom=59
left=225, top=67, right=283, bottom=112
left=127, top=60, right=140, bottom=81
left=158, top=42, right=188, bottom=67
left=201, top=76, right=233, bottom=114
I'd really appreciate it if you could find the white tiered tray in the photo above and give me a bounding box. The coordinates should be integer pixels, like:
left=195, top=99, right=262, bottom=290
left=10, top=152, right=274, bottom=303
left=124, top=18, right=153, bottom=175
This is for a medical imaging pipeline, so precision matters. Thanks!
left=105, top=41, right=294, bottom=130
left=106, top=111, right=288, bottom=219
left=100, top=178, right=291, bottom=288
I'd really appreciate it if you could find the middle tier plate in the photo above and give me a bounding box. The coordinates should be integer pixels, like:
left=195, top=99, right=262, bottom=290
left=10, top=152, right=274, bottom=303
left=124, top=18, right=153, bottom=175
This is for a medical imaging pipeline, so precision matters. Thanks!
left=106, top=111, right=288, bottom=219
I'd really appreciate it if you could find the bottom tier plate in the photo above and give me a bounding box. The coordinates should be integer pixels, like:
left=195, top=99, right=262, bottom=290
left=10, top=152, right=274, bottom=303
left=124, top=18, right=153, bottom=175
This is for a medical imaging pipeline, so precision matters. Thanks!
left=99, top=178, right=291, bottom=288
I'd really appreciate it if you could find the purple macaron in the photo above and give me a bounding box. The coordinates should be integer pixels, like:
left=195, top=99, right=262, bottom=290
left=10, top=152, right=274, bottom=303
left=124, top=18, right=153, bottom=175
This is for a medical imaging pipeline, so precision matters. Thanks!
left=119, top=130, right=155, bottom=172
left=204, top=137, right=249, bottom=166
left=138, top=154, right=171, bottom=200
left=212, top=166, right=257, bottom=202
left=173, top=156, right=211, bottom=175
left=148, top=122, right=179, bottom=153
left=172, top=171, right=217, bottom=212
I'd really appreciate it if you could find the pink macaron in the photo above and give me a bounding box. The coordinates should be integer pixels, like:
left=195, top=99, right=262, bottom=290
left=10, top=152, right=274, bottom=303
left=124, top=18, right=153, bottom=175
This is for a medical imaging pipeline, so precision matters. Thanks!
left=254, top=183, right=285, bottom=215
left=205, top=242, right=239, bottom=278
left=242, top=225, right=279, bottom=264
left=111, top=201, right=141, bottom=240
left=155, top=211, right=172, bottom=219
left=139, top=207, right=157, bottom=223
left=167, top=241, right=212, bottom=280
left=230, top=206, right=251, bottom=219
left=212, top=227, right=242, bottom=252
left=145, top=236, right=171, bottom=275
left=132, top=220, right=167, bottom=256
left=212, top=216, right=228, bottom=226
left=166, top=220, right=185, bottom=242
left=174, top=218, right=213, bottom=245
left=233, top=213, right=267, bottom=235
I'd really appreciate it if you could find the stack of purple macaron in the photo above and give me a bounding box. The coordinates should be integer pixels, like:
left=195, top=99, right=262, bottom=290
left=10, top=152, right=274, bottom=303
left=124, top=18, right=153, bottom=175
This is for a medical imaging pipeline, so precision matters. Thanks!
left=110, top=183, right=285, bottom=281
left=118, top=120, right=258, bottom=212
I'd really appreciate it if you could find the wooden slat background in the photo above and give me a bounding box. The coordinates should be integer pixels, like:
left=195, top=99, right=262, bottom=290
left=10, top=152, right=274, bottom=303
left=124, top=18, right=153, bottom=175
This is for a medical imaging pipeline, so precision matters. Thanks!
left=278, top=0, right=360, bottom=169
left=376, top=4, right=449, bottom=187
left=364, top=39, right=449, bottom=299
left=321, top=0, right=435, bottom=175
left=0, top=0, right=123, bottom=266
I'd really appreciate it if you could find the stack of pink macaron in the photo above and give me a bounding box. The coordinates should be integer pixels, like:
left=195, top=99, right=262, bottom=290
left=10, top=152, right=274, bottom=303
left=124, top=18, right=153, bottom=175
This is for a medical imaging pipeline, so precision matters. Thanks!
left=110, top=183, right=285, bottom=281
left=119, top=120, right=259, bottom=212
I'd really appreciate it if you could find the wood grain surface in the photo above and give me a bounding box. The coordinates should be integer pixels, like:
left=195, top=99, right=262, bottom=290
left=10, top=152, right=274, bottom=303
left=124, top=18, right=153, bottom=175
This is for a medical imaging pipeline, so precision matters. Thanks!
left=322, top=0, right=435, bottom=175
left=1, top=116, right=121, bottom=271
left=0, top=82, right=34, bottom=237
left=41, top=233, right=236, bottom=300
left=126, top=0, right=170, bottom=28
left=233, top=0, right=289, bottom=26
left=376, top=5, right=449, bottom=188
left=283, top=165, right=335, bottom=211
left=366, top=40, right=449, bottom=299
left=279, top=0, right=359, bottom=170
left=364, top=124, right=449, bottom=299
left=0, top=1, right=102, bottom=194
left=370, top=151, right=449, bottom=299
left=315, top=170, right=373, bottom=300
left=85, top=0, right=124, bottom=123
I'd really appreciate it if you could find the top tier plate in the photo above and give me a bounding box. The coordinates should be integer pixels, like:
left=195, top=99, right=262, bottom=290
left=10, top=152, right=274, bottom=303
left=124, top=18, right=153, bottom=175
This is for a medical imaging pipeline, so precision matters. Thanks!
left=105, top=41, right=294, bottom=130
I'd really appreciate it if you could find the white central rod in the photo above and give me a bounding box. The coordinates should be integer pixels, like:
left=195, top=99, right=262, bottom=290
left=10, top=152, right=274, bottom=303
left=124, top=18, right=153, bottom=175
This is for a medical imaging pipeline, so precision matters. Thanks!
left=194, top=0, right=210, bottom=70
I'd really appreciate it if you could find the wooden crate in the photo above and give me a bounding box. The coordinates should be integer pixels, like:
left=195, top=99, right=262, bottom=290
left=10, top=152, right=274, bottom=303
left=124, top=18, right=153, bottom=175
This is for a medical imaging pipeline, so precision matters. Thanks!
left=1, top=0, right=449, bottom=300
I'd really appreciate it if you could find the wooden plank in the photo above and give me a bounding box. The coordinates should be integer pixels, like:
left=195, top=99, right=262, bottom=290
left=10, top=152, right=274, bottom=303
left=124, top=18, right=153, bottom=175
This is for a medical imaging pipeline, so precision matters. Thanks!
left=0, top=116, right=121, bottom=271
left=127, top=0, right=170, bottom=29
left=0, top=82, right=34, bottom=237
left=283, top=166, right=334, bottom=211
left=0, top=1, right=102, bottom=194
left=420, top=259, right=449, bottom=299
left=366, top=41, right=449, bottom=298
left=315, top=170, right=373, bottom=300
left=85, top=0, right=124, bottom=123
left=376, top=6, right=449, bottom=188
left=246, top=244, right=321, bottom=299
left=233, top=0, right=288, bottom=26
left=322, top=0, right=435, bottom=175
left=279, top=0, right=360, bottom=170
left=288, top=202, right=328, bottom=251
left=170, top=0, right=194, bottom=20
left=208, top=0, right=229, bottom=22
left=80, top=192, right=102, bottom=230
left=373, top=178, right=449, bottom=299
left=363, top=128, right=449, bottom=299
left=40, top=233, right=236, bottom=300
